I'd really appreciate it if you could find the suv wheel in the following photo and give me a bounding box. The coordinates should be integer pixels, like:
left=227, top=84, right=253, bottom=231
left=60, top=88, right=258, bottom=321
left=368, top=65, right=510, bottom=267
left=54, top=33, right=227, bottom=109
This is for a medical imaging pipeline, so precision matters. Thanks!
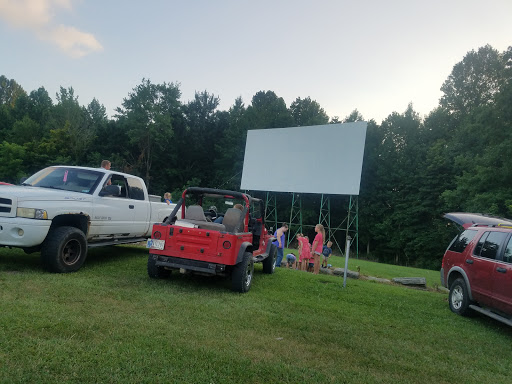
left=262, top=244, right=277, bottom=274
left=449, top=278, right=472, bottom=316
left=231, top=252, right=254, bottom=293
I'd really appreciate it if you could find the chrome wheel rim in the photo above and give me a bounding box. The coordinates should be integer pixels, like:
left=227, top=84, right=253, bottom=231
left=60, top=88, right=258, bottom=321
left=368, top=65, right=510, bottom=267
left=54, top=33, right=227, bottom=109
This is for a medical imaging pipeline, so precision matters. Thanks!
left=451, top=285, right=463, bottom=310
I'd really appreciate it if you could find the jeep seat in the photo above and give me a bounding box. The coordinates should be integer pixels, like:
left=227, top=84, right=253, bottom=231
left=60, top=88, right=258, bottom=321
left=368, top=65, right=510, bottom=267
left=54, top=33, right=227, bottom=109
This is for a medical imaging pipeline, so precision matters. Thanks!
left=185, top=205, right=207, bottom=221
left=182, top=205, right=226, bottom=231
left=222, top=208, right=244, bottom=233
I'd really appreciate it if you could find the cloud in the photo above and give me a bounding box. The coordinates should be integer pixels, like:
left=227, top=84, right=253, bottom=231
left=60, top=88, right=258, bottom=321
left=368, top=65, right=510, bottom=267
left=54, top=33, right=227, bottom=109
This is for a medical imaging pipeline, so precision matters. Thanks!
left=0, top=0, right=102, bottom=58
left=43, top=25, right=103, bottom=58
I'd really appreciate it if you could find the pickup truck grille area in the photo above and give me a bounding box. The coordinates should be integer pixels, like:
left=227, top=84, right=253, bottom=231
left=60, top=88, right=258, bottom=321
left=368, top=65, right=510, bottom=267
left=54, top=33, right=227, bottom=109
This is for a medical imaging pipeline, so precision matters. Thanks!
left=0, top=197, right=13, bottom=216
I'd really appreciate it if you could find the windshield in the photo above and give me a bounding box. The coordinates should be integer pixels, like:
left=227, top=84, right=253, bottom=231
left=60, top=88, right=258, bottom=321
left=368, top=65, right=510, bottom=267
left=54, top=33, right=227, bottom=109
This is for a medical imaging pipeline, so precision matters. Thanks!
left=24, top=167, right=104, bottom=194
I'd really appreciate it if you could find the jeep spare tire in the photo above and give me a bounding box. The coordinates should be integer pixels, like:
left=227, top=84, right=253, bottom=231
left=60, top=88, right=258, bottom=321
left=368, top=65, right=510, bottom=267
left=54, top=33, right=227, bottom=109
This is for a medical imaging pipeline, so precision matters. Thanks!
left=41, top=226, right=87, bottom=273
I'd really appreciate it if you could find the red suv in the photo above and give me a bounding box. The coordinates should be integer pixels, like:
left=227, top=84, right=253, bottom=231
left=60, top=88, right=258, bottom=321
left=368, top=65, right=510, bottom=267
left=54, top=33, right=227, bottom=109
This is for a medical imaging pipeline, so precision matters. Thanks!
left=441, top=213, right=512, bottom=326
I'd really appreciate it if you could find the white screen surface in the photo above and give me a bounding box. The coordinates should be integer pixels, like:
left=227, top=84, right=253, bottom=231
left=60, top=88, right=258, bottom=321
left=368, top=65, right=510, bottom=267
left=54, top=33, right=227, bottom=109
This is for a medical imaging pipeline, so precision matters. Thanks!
left=240, top=122, right=367, bottom=195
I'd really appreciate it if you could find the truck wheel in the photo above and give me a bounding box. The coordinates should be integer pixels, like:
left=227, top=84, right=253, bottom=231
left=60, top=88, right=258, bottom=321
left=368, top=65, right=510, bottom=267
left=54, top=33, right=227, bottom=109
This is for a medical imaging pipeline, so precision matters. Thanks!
left=41, top=226, right=87, bottom=273
left=231, top=252, right=254, bottom=293
left=449, top=278, right=472, bottom=316
left=147, top=254, right=171, bottom=279
left=262, top=244, right=277, bottom=274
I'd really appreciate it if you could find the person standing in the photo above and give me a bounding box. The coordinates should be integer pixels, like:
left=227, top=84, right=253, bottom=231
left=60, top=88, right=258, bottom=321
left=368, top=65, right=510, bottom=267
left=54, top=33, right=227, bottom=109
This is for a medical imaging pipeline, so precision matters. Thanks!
left=100, top=160, right=112, bottom=185
left=311, top=224, right=325, bottom=274
left=272, top=223, right=288, bottom=267
left=164, top=192, right=173, bottom=204
left=322, top=241, right=333, bottom=268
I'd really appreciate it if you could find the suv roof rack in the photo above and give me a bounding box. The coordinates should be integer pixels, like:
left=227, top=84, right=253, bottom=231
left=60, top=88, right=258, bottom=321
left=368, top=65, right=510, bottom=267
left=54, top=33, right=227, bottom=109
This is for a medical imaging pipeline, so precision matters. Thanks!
left=470, top=223, right=512, bottom=228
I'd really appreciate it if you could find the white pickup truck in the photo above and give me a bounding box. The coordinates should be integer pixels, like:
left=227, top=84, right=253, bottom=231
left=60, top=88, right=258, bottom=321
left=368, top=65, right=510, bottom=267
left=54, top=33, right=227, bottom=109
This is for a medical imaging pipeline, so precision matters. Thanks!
left=0, top=165, right=175, bottom=273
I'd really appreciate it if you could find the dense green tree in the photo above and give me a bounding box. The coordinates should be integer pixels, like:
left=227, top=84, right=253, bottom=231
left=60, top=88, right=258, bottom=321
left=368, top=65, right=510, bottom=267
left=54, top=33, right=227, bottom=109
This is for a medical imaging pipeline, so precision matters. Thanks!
left=245, top=91, right=294, bottom=129
left=0, top=141, right=26, bottom=182
left=0, top=75, right=26, bottom=108
left=213, top=97, right=248, bottom=190
left=289, top=96, right=329, bottom=126
left=115, top=79, right=181, bottom=189
left=51, top=87, right=95, bottom=164
left=343, top=109, right=364, bottom=123
left=440, top=45, right=506, bottom=117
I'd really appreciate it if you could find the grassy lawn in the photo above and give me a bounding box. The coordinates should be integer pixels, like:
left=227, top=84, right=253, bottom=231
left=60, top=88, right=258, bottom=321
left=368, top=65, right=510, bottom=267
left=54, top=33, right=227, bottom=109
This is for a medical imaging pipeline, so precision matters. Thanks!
left=284, top=248, right=442, bottom=289
left=1, top=245, right=511, bottom=383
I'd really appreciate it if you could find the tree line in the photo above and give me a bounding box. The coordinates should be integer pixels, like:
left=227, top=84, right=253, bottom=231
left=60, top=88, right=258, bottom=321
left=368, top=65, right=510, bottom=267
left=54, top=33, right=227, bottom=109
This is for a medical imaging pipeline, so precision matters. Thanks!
left=1, top=44, right=511, bottom=269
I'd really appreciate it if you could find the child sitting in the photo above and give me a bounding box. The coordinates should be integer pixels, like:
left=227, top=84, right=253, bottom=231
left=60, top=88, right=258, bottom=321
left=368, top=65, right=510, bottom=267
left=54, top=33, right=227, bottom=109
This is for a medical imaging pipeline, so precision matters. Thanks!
left=297, top=233, right=312, bottom=272
left=321, top=241, right=333, bottom=268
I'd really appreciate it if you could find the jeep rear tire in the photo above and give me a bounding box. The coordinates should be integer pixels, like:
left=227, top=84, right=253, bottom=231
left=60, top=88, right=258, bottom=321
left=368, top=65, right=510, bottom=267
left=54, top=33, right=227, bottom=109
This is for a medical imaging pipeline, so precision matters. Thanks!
left=147, top=254, right=171, bottom=279
left=231, top=252, right=254, bottom=293
left=41, top=226, right=87, bottom=273
left=449, top=278, right=472, bottom=316
left=262, top=244, right=277, bottom=274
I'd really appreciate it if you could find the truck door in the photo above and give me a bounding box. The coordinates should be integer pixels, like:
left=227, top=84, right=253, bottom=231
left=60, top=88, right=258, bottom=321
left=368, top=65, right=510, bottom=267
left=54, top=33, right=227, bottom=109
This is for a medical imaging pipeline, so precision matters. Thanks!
left=492, top=235, right=512, bottom=314
left=91, top=175, right=134, bottom=237
left=126, top=176, right=150, bottom=236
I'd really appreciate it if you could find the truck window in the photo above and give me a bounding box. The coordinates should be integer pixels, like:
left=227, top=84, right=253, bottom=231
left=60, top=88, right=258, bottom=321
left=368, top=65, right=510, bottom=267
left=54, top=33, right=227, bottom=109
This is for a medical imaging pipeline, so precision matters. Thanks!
left=448, top=229, right=477, bottom=253
left=127, top=177, right=145, bottom=201
left=110, top=176, right=128, bottom=198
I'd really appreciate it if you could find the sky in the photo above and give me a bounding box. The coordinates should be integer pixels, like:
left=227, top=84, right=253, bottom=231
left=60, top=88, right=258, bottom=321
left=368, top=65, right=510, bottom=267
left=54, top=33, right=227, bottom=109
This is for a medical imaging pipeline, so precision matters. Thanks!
left=0, top=0, right=511, bottom=124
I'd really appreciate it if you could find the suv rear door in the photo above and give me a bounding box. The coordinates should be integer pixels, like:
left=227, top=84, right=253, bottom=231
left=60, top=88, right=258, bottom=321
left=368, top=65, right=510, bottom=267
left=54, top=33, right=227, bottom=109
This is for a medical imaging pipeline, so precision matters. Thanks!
left=470, top=230, right=509, bottom=307
left=492, top=235, right=512, bottom=314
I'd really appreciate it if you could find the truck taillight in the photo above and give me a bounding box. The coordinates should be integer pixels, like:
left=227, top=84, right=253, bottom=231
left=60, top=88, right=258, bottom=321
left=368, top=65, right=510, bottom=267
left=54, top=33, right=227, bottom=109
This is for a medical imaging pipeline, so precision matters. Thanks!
left=223, top=241, right=231, bottom=249
left=153, top=231, right=161, bottom=239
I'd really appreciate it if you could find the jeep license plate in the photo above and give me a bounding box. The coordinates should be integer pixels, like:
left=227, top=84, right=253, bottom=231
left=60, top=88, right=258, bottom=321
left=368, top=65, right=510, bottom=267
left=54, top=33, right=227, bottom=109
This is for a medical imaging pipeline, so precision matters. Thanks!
left=147, top=239, right=165, bottom=250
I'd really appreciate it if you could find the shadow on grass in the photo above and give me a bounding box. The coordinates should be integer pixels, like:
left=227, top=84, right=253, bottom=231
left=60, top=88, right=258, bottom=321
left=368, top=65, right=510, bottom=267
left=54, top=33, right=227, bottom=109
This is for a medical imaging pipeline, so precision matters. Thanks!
left=0, top=248, right=41, bottom=273
left=0, top=244, right=148, bottom=274
left=84, top=245, right=147, bottom=268
left=147, top=263, right=273, bottom=295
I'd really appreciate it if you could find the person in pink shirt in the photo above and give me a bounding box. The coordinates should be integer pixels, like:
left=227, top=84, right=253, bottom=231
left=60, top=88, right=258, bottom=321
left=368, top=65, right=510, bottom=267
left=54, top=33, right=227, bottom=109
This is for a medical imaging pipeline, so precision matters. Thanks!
left=311, top=224, right=325, bottom=275
left=297, top=233, right=311, bottom=271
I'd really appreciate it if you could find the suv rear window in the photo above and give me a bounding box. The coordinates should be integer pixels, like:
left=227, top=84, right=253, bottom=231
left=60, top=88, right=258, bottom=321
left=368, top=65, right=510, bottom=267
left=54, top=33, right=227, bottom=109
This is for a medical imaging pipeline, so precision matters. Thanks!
left=448, top=229, right=477, bottom=253
left=473, top=231, right=508, bottom=260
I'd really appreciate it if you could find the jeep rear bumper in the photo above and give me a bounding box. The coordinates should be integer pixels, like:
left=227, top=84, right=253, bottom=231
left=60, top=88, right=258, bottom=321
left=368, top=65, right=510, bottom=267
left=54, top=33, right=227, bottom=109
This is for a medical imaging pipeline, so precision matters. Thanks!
left=151, top=254, right=227, bottom=275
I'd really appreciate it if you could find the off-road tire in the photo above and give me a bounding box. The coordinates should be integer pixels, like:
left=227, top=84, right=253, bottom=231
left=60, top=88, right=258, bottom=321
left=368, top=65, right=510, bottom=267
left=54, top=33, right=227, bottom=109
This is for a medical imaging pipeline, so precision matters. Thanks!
left=262, top=244, right=277, bottom=274
left=449, top=277, right=473, bottom=316
left=147, top=254, right=171, bottom=279
left=231, top=252, right=254, bottom=293
left=41, top=226, right=87, bottom=273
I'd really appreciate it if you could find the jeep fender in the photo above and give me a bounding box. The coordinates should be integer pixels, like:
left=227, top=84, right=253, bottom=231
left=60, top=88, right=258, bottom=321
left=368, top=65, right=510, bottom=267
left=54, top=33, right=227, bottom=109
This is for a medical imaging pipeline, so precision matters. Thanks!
left=447, top=267, right=473, bottom=301
left=236, top=242, right=253, bottom=264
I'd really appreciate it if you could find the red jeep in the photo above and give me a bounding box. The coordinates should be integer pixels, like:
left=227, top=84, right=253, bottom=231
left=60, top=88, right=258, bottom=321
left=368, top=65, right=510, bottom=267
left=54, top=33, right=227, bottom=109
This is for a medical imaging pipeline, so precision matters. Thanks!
left=441, top=212, right=512, bottom=326
left=147, top=187, right=277, bottom=292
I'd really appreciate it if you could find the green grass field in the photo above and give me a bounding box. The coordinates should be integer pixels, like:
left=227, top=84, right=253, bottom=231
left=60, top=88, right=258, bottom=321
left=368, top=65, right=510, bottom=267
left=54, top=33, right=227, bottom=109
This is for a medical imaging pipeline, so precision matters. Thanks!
left=1, top=245, right=511, bottom=383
